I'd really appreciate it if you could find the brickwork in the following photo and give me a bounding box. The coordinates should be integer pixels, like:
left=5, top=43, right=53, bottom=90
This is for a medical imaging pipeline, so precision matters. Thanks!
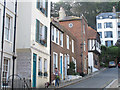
left=59, top=16, right=88, bottom=74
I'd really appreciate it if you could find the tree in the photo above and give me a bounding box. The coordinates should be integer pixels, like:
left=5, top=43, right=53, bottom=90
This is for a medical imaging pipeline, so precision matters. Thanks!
left=67, top=61, right=75, bottom=75
left=99, top=45, right=120, bottom=67
left=115, top=39, right=120, bottom=47
left=51, top=2, right=119, bottom=29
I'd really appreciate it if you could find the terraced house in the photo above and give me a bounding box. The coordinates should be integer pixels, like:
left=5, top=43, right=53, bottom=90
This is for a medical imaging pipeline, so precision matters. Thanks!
left=87, top=26, right=101, bottom=73
left=16, top=0, right=50, bottom=88
left=59, top=7, right=88, bottom=75
left=50, top=21, right=77, bottom=82
left=0, top=0, right=17, bottom=88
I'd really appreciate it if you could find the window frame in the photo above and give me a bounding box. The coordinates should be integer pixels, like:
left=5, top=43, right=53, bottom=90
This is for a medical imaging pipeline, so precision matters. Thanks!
left=104, top=31, right=113, bottom=38
left=60, top=32, right=63, bottom=47
left=5, top=15, right=11, bottom=41
left=53, top=52, right=58, bottom=73
left=2, top=57, right=10, bottom=86
left=72, top=40, right=74, bottom=53
left=66, top=35, right=69, bottom=49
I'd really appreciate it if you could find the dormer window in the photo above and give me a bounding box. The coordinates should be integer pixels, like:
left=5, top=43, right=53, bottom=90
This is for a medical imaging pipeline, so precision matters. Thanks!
left=109, top=15, right=112, bottom=19
left=100, top=16, right=103, bottom=19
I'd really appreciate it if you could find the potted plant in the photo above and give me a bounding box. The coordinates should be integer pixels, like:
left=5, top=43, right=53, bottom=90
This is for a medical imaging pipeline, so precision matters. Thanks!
left=44, top=72, right=48, bottom=77
left=38, top=71, right=43, bottom=76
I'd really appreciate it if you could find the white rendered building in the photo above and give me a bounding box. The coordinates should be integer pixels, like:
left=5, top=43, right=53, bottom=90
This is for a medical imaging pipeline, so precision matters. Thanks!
left=16, top=0, right=50, bottom=88
left=0, top=0, right=17, bottom=87
left=96, top=9, right=120, bottom=47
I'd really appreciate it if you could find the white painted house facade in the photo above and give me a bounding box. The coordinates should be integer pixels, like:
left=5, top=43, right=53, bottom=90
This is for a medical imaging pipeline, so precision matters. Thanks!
left=16, top=0, right=50, bottom=88
left=88, top=27, right=101, bottom=73
left=96, top=9, right=120, bottom=47
left=0, top=0, right=16, bottom=87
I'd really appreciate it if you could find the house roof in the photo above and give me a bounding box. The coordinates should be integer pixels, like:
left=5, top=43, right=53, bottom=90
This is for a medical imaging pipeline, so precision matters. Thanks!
left=59, top=16, right=82, bottom=21
left=96, top=12, right=120, bottom=19
left=87, top=26, right=98, bottom=39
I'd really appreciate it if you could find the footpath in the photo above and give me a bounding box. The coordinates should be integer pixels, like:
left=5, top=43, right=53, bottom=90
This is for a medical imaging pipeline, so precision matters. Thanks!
left=49, top=68, right=106, bottom=88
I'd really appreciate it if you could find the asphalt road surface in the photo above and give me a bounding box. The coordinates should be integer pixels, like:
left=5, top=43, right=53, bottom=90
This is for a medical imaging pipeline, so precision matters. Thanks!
left=65, top=67, right=118, bottom=88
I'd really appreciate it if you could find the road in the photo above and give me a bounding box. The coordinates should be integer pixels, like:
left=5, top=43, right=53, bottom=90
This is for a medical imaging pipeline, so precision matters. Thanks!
left=64, top=67, right=118, bottom=88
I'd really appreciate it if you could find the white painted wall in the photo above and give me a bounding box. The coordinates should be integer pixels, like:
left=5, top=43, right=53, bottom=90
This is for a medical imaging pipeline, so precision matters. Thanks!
left=88, top=52, right=98, bottom=73
left=97, top=18, right=118, bottom=46
left=0, top=1, right=17, bottom=86
left=16, top=1, right=50, bottom=88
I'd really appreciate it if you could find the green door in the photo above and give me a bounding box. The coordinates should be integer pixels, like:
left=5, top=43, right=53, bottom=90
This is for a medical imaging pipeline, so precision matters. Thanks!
left=33, top=53, right=37, bottom=87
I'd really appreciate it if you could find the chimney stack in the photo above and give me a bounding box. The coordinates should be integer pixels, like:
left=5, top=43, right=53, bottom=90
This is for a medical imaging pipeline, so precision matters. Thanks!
left=59, top=7, right=66, bottom=20
left=112, top=6, right=116, bottom=13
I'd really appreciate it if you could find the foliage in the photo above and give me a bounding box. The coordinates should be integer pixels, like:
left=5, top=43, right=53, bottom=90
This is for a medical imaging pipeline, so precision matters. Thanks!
left=51, top=2, right=119, bottom=29
left=99, top=45, right=120, bottom=66
left=67, top=61, right=76, bottom=75
left=115, top=39, right=120, bottom=47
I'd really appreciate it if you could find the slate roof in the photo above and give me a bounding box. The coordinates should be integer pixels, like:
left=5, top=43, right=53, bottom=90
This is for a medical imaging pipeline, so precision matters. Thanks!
left=96, top=12, right=120, bottom=19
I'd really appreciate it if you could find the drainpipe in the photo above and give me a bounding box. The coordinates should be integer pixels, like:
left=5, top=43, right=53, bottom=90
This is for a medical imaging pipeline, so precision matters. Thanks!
left=49, top=2, right=53, bottom=84
left=80, top=17, right=83, bottom=75
left=0, top=0, right=6, bottom=89
left=49, top=22, right=52, bottom=84
left=12, top=0, right=17, bottom=90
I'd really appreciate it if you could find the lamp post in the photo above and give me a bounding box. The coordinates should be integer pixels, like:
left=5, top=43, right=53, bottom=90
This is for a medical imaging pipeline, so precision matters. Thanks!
left=0, top=0, right=6, bottom=89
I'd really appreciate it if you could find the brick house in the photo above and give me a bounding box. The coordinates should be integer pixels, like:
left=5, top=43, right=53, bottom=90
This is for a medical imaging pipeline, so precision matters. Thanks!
left=58, top=7, right=88, bottom=75
left=87, top=26, right=101, bottom=74
left=50, top=21, right=77, bottom=81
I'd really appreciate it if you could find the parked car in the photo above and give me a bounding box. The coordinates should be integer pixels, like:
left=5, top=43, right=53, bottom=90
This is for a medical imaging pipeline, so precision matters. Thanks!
left=118, top=62, right=120, bottom=68
left=109, top=61, right=116, bottom=68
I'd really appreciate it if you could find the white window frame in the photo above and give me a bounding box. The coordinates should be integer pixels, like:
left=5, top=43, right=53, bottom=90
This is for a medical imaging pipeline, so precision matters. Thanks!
left=2, top=57, right=10, bottom=86
left=66, top=35, right=69, bottom=49
left=53, top=52, right=58, bottom=73
left=72, top=40, right=74, bottom=53
left=67, top=54, right=70, bottom=69
left=5, top=15, right=11, bottom=41
left=60, top=32, right=63, bottom=47
left=84, top=40, right=86, bottom=52
left=51, top=26, right=54, bottom=41
left=56, top=29, right=59, bottom=45
left=98, top=23, right=102, bottom=29
left=38, top=57, right=42, bottom=73
left=44, top=59, right=47, bottom=72
left=83, top=24, right=85, bottom=34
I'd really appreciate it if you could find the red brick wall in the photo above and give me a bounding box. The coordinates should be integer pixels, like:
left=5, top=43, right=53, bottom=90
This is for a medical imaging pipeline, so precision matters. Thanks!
left=59, top=18, right=88, bottom=74
left=51, top=24, right=77, bottom=81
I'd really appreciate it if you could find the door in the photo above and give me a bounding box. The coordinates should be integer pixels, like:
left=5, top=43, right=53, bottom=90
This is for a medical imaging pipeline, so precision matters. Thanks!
left=64, top=55, right=67, bottom=79
left=33, top=53, right=37, bottom=88
left=60, top=53, right=63, bottom=80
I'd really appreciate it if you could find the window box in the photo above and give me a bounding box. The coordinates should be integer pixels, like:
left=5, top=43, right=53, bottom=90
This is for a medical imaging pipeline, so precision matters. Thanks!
left=44, top=72, right=48, bottom=77
left=38, top=71, right=43, bottom=76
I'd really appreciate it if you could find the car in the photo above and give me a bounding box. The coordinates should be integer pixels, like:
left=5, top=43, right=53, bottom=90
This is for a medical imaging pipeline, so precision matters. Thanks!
left=109, top=61, right=116, bottom=68
left=118, top=62, right=120, bottom=68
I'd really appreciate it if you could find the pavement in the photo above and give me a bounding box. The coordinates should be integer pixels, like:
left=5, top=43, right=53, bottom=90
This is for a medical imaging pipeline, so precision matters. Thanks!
left=49, top=68, right=107, bottom=88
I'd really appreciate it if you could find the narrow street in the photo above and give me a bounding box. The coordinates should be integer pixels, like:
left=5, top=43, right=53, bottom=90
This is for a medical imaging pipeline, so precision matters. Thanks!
left=64, top=67, right=118, bottom=88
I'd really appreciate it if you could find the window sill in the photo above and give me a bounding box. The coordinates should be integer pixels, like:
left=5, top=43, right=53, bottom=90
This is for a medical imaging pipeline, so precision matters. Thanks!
left=36, top=8, right=47, bottom=17
left=5, top=39, right=12, bottom=44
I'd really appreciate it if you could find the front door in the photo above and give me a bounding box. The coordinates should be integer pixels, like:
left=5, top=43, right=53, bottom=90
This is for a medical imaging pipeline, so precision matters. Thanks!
left=64, top=55, right=67, bottom=79
left=33, top=53, right=37, bottom=88
left=60, top=54, right=63, bottom=79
